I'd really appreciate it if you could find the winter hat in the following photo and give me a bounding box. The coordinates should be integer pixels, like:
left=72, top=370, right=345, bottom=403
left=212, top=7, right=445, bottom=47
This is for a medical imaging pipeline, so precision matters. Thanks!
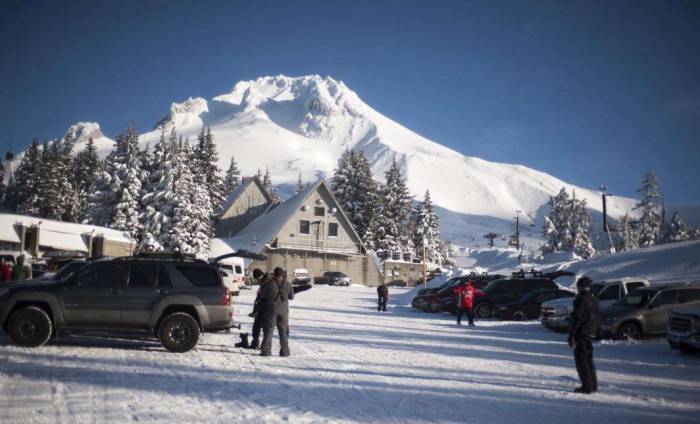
left=576, top=276, right=593, bottom=291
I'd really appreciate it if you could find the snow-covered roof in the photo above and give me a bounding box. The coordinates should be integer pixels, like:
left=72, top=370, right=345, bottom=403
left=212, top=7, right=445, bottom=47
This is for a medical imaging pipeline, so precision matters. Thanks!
left=222, top=181, right=319, bottom=253
left=217, top=176, right=273, bottom=217
left=0, top=213, right=133, bottom=252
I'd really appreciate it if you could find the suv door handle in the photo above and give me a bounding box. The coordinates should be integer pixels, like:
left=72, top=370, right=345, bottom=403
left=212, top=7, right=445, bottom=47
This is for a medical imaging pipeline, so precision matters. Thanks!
left=155, top=289, right=169, bottom=295
left=107, top=289, right=122, bottom=295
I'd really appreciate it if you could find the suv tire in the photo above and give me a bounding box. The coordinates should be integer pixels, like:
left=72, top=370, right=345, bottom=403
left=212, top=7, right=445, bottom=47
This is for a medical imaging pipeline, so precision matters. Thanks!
left=7, top=306, right=53, bottom=348
left=428, top=301, right=440, bottom=313
left=158, top=312, right=200, bottom=353
left=618, top=322, right=641, bottom=340
left=475, top=303, right=492, bottom=318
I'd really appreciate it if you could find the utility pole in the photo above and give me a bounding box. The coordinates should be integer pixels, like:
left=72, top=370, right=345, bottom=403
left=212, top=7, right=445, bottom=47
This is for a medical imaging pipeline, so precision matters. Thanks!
left=600, top=185, right=616, bottom=254
left=422, top=240, right=427, bottom=288
left=515, top=209, right=522, bottom=250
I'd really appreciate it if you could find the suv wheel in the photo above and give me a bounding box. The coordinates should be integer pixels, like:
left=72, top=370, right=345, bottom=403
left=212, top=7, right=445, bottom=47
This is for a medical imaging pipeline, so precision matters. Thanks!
left=475, top=303, right=492, bottom=319
left=7, top=306, right=53, bottom=348
left=428, top=301, right=440, bottom=313
left=158, top=312, right=200, bottom=352
left=512, top=310, right=527, bottom=321
left=618, top=322, right=641, bottom=340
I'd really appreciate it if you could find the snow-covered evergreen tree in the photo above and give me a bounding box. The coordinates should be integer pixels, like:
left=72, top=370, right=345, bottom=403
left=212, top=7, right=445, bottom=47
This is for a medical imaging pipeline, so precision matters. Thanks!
left=668, top=212, right=690, bottom=242
left=331, top=149, right=355, bottom=211
left=223, top=155, right=242, bottom=195
left=352, top=152, right=379, bottom=245
left=441, top=239, right=456, bottom=266
left=541, top=188, right=595, bottom=258
left=73, top=137, right=102, bottom=221
left=195, top=127, right=225, bottom=211
left=372, top=158, right=414, bottom=260
left=413, top=190, right=443, bottom=264
left=167, top=136, right=212, bottom=256
left=570, top=192, right=595, bottom=259
left=261, top=165, right=279, bottom=200
left=84, top=125, right=142, bottom=240
left=139, top=131, right=176, bottom=251
left=6, top=139, right=42, bottom=216
left=617, top=213, right=639, bottom=251
left=634, top=170, right=663, bottom=248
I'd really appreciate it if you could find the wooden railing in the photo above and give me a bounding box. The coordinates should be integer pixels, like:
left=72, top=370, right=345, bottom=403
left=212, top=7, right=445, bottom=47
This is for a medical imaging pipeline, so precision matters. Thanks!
left=275, top=237, right=361, bottom=254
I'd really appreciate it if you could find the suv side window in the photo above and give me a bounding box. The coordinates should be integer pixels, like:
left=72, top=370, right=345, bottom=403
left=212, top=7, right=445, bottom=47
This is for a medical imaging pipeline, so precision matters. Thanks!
left=129, top=263, right=158, bottom=288
left=677, top=289, right=695, bottom=304
left=76, top=263, right=127, bottom=288
left=597, top=284, right=620, bottom=301
left=626, top=282, right=646, bottom=292
left=175, top=265, right=220, bottom=287
left=157, top=266, right=173, bottom=288
left=651, top=290, right=678, bottom=307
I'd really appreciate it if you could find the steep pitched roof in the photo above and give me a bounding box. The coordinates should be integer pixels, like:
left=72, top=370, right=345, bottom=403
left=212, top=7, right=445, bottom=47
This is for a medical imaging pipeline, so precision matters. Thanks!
left=217, top=176, right=273, bottom=217
left=217, top=179, right=364, bottom=254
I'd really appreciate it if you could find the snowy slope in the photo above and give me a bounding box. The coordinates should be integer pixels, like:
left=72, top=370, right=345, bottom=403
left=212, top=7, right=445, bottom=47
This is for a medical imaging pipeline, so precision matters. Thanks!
left=61, top=75, right=639, bottom=246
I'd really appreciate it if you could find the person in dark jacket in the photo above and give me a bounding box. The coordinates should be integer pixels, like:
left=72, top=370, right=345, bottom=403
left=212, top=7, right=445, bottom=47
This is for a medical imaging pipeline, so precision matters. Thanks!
left=235, top=269, right=266, bottom=349
left=377, top=283, right=389, bottom=312
left=11, top=255, right=30, bottom=282
left=568, top=276, right=599, bottom=394
left=259, top=267, right=295, bottom=357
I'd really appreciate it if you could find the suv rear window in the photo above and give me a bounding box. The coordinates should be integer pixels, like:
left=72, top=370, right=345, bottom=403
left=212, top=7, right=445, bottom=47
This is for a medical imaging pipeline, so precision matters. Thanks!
left=175, top=265, right=221, bottom=287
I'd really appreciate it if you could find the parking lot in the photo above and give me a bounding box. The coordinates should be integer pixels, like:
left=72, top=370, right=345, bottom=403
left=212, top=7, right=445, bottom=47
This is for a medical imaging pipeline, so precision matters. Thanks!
left=1, top=286, right=699, bottom=423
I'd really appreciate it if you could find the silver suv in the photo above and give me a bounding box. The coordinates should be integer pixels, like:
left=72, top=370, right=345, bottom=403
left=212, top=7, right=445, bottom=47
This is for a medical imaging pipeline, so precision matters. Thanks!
left=668, top=306, right=700, bottom=353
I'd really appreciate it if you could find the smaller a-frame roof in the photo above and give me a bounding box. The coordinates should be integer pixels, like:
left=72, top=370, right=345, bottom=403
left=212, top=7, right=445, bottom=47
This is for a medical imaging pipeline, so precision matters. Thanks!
left=219, top=179, right=365, bottom=254
left=217, top=176, right=274, bottom=217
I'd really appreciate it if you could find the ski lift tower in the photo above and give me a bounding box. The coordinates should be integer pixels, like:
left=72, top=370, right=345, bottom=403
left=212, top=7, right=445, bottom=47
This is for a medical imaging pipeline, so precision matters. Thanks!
left=483, top=232, right=499, bottom=248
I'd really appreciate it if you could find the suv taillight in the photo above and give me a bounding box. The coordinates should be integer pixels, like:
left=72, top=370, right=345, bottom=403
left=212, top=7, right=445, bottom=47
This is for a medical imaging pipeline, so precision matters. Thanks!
left=222, top=288, right=231, bottom=306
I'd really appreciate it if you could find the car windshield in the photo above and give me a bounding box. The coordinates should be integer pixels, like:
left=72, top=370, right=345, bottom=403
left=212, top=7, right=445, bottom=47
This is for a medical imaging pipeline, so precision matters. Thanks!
left=618, top=290, right=654, bottom=306
left=54, top=262, right=87, bottom=281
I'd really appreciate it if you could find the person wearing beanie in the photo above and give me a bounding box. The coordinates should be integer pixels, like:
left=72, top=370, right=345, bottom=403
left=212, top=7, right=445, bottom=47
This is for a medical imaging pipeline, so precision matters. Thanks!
left=568, top=276, right=599, bottom=394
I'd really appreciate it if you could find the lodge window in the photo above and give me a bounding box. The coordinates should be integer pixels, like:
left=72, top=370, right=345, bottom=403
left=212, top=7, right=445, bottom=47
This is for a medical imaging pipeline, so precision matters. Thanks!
left=328, top=222, right=339, bottom=237
left=300, top=220, right=310, bottom=235
left=314, top=207, right=325, bottom=217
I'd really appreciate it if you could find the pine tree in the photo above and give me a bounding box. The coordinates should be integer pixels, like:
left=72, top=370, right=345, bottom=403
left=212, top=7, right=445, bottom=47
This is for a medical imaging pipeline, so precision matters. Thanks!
left=413, top=190, right=443, bottom=264
left=139, top=131, right=176, bottom=251
left=635, top=170, right=663, bottom=248
left=570, top=192, right=595, bottom=259
left=668, top=212, right=690, bottom=242
left=85, top=125, right=142, bottom=240
left=261, top=165, right=278, bottom=200
left=331, top=149, right=355, bottom=213
left=223, top=155, right=242, bottom=195
left=441, top=239, right=456, bottom=266
left=353, top=152, right=379, bottom=246
left=372, top=159, right=413, bottom=260
left=295, top=172, right=305, bottom=194
left=73, top=137, right=102, bottom=221
left=195, top=127, right=225, bottom=211
left=6, top=139, right=42, bottom=215
left=617, top=213, right=639, bottom=251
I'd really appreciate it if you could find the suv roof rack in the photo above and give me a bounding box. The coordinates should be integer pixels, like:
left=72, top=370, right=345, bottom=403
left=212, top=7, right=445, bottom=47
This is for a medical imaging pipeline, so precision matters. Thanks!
left=114, top=251, right=208, bottom=264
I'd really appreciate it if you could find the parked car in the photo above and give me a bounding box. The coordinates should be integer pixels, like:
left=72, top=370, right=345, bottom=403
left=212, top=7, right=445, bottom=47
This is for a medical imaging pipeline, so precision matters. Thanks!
left=540, top=278, right=650, bottom=332
left=314, top=271, right=351, bottom=286
left=292, top=268, right=313, bottom=285
left=497, top=288, right=575, bottom=320
left=0, top=251, right=265, bottom=352
left=386, top=280, right=407, bottom=287
left=599, top=284, right=700, bottom=339
left=472, top=271, right=564, bottom=318
left=667, top=306, right=700, bottom=353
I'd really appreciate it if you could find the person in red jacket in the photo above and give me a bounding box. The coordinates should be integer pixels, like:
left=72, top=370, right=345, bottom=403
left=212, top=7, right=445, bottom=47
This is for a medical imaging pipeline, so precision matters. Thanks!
left=454, top=281, right=484, bottom=326
left=0, top=259, right=12, bottom=283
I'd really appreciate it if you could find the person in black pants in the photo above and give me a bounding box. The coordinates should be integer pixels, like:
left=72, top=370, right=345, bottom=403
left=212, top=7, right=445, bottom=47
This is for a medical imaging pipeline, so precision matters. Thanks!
left=377, top=283, right=389, bottom=312
left=259, top=267, right=295, bottom=357
left=568, top=276, right=599, bottom=394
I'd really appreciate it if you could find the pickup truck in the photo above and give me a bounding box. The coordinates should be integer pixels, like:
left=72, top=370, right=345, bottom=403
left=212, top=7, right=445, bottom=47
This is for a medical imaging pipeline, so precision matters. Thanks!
left=540, top=278, right=650, bottom=332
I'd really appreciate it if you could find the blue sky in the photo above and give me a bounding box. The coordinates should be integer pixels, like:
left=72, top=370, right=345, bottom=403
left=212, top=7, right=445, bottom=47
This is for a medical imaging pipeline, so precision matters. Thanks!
left=1, top=0, right=699, bottom=205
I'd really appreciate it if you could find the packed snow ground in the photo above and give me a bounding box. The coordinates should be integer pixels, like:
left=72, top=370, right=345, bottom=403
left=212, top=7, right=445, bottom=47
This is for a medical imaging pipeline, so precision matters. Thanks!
left=1, top=286, right=699, bottom=424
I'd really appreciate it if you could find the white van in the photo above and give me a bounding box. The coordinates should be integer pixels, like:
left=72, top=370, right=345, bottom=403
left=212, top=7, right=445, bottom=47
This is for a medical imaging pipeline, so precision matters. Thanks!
left=216, top=257, right=245, bottom=296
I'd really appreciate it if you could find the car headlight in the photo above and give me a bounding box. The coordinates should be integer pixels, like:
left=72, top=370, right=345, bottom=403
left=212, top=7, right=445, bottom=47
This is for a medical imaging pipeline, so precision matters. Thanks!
left=554, top=307, right=569, bottom=315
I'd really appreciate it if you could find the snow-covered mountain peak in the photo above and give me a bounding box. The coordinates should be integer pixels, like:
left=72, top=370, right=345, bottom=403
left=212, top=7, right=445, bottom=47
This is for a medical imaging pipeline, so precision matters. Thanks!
left=154, top=97, right=209, bottom=133
left=66, top=122, right=103, bottom=144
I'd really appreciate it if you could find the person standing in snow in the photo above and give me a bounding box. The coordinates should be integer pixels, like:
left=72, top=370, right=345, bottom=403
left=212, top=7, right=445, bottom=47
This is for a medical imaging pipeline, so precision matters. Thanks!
left=235, top=268, right=267, bottom=349
left=0, top=259, right=12, bottom=283
left=11, top=255, right=30, bottom=282
left=568, top=276, right=599, bottom=394
left=259, top=267, right=294, bottom=357
left=454, top=281, right=483, bottom=326
left=377, top=282, right=389, bottom=312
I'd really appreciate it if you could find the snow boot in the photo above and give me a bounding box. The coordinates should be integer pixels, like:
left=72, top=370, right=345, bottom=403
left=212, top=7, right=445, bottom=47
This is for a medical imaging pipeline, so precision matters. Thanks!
left=247, top=338, right=259, bottom=350
left=574, top=386, right=593, bottom=394
left=235, top=333, right=250, bottom=348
